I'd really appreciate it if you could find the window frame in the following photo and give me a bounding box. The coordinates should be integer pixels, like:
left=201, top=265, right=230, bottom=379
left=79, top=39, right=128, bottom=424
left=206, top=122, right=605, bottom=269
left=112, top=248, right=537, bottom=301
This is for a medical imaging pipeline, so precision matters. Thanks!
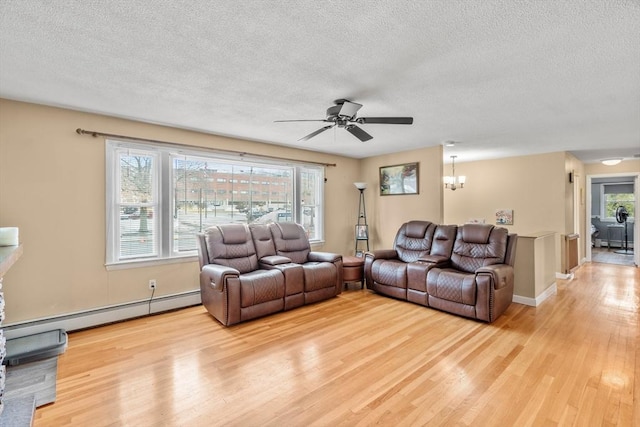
left=106, top=139, right=325, bottom=268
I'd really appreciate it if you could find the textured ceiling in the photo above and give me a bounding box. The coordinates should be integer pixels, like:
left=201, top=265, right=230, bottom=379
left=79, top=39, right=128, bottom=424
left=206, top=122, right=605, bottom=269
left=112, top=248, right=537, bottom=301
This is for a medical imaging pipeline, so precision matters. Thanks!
left=1, top=0, right=639, bottom=164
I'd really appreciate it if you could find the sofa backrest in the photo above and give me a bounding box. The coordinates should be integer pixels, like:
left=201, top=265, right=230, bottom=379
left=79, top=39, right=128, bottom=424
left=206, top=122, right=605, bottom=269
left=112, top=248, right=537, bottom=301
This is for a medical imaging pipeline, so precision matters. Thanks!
left=199, top=224, right=259, bottom=274
left=249, top=224, right=277, bottom=260
left=393, top=220, right=437, bottom=262
left=430, top=224, right=458, bottom=258
left=450, top=224, right=508, bottom=273
left=269, top=222, right=310, bottom=264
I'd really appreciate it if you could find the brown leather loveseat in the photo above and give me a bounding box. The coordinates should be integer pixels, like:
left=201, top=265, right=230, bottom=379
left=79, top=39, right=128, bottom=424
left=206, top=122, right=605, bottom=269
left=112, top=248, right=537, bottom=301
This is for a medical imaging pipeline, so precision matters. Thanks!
left=197, top=222, right=343, bottom=326
left=364, top=221, right=517, bottom=323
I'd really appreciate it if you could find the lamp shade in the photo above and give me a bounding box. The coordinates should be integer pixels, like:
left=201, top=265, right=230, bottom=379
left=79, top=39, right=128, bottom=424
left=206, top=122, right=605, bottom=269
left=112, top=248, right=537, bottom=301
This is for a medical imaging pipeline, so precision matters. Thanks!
left=354, top=182, right=367, bottom=190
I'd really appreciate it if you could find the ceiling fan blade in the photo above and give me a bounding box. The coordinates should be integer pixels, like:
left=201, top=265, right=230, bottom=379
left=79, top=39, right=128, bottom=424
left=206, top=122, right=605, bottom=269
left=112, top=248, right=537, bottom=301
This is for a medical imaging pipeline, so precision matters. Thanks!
left=338, top=101, right=363, bottom=118
left=299, top=125, right=335, bottom=141
left=357, top=117, right=413, bottom=125
left=274, top=119, right=328, bottom=123
left=346, top=125, right=373, bottom=142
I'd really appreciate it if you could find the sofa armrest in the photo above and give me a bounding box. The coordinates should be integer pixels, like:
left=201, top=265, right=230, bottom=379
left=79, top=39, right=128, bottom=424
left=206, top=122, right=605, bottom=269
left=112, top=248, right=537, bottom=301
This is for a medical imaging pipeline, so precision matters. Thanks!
left=418, top=254, right=450, bottom=266
left=365, top=249, right=398, bottom=260
left=201, top=264, right=240, bottom=292
left=309, top=251, right=341, bottom=263
left=477, top=264, right=514, bottom=290
left=260, top=255, right=292, bottom=266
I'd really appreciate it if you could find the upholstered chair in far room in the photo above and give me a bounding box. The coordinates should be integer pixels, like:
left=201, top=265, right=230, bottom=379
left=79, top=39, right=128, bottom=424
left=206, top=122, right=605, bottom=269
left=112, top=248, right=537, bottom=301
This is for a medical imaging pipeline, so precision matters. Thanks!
left=364, top=220, right=440, bottom=299
left=196, top=223, right=286, bottom=326
left=426, top=224, right=517, bottom=322
left=268, top=222, right=343, bottom=304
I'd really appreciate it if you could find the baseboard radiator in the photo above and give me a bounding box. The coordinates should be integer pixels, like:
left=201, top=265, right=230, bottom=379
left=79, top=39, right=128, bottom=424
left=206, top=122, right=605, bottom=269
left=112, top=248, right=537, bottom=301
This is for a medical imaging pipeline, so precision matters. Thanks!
left=565, top=233, right=579, bottom=273
left=3, top=290, right=201, bottom=340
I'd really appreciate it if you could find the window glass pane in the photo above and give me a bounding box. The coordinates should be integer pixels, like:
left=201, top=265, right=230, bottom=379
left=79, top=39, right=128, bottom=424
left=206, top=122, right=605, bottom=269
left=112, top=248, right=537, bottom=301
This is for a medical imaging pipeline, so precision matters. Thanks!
left=119, top=206, right=157, bottom=258
left=117, top=151, right=157, bottom=259
left=604, top=193, right=635, bottom=219
left=172, top=158, right=295, bottom=253
left=173, top=158, right=233, bottom=253
left=241, top=166, right=293, bottom=223
left=119, top=154, right=155, bottom=204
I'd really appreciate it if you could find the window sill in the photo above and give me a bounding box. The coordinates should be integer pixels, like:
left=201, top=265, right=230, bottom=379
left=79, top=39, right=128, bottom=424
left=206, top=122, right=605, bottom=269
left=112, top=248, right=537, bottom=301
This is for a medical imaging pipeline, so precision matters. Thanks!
left=106, top=254, right=198, bottom=271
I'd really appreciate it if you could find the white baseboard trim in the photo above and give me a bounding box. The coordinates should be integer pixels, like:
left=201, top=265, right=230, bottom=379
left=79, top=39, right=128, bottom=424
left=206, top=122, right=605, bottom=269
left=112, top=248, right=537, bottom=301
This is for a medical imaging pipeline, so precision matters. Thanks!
left=3, top=290, right=202, bottom=340
left=556, top=272, right=574, bottom=280
left=513, top=282, right=557, bottom=307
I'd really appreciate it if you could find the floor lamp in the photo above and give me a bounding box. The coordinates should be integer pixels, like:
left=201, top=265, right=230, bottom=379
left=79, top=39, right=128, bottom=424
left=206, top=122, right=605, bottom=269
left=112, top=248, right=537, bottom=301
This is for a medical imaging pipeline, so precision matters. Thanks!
left=354, top=182, right=369, bottom=255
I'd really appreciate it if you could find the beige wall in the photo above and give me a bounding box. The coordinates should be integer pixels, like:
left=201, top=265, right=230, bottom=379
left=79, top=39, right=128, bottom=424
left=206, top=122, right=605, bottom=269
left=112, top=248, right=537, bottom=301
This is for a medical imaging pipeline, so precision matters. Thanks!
left=0, top=99, right=360, bottom=323
left=443, top=152, right=568, bottom=234
left=584, top=159, right=640, bottom=176
left=443, top=152, right=574, bottom=274
left=360, top=145, right=444, bottom=249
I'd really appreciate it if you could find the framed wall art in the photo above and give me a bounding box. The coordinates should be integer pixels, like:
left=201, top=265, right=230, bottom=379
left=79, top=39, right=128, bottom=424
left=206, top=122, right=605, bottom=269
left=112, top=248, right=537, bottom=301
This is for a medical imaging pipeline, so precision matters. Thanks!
left=379, top=162, right=419, bottom=196
left=495, top=209, right=514, bottom=225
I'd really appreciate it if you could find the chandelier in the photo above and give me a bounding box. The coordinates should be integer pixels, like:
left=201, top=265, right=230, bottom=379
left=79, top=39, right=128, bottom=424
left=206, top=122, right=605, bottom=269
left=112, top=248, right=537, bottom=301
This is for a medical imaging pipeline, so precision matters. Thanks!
left=444, top=155, right=466, bottom=191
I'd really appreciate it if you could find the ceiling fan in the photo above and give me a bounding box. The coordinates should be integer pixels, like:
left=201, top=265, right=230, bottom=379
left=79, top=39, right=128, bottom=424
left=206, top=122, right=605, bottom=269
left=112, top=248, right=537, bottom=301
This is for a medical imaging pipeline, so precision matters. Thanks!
left=275, top=99, right=413, bottom=142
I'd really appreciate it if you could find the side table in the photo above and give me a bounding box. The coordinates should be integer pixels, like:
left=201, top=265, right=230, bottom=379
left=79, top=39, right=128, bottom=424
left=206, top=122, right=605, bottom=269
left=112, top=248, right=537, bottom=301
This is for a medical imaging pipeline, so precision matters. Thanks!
left=343, top=256, right=365, bottom=290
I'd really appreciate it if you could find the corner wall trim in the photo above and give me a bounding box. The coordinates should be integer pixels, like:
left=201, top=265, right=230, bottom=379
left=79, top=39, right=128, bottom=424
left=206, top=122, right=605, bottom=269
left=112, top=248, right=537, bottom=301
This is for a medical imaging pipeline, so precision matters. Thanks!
left=3, top=290, right=202, bottom=340
left=513, top=283, right=557, bottom=307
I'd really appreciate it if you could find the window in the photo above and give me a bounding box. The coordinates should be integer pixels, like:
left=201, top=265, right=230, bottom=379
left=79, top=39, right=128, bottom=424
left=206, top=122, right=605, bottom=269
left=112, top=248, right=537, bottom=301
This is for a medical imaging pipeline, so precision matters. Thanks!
left=106, top=140, right=324, bottom=265
left=601, top=183, right=635, bottom=220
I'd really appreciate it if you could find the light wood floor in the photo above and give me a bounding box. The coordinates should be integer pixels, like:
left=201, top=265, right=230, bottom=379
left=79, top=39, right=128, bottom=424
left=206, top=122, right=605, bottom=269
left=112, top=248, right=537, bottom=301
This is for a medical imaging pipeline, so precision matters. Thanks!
left=35, top=262, right=639, bottom=426
left=592, top=247, right=636, bottom=267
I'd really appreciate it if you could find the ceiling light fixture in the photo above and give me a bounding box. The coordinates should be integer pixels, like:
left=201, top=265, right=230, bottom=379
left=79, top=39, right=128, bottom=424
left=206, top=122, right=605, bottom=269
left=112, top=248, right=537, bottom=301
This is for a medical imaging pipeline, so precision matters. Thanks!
left=601, top=159, right=622, bottom=166
left=444, top=155, right=465, bottom=191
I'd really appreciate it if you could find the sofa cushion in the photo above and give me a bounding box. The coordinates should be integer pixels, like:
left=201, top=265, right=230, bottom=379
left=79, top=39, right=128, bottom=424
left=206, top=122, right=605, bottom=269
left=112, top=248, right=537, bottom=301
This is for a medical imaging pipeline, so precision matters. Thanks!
left=394, top=220, right=436, bottom=263
left=451, top=225, right=508, bottom=273
left=302, top=262, right=337, bottom=292
left=219, top=223, right=251, bottom=244
left=371, top=259, right=408, bottom=289
left=277, top=222, right=302, bottom=240
left=426, top=269, right=476, bottom=305
left=249, top=224, right=277, bottom=260
left=269, top=222, right=310, bottom=264
left=204, top=225, right=259, bottom=274
left=239, top=269, right=285, bottom=308
left=430, top=225, right=457, bottom=258
left=460, top=223, right=493, bottom=244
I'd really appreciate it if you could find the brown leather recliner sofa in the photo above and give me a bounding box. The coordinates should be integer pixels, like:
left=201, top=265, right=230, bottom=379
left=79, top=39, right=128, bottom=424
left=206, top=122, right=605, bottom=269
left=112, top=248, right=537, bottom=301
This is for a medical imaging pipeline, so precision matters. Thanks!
left=364, top=221, right=517, bottom=323
left=196, top=222, right=343, bottom=326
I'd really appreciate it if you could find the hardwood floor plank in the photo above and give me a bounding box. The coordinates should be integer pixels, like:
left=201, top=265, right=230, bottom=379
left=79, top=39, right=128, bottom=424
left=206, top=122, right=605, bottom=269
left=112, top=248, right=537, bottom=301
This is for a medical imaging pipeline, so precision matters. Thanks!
left=33, top=262, right=638, bottom=426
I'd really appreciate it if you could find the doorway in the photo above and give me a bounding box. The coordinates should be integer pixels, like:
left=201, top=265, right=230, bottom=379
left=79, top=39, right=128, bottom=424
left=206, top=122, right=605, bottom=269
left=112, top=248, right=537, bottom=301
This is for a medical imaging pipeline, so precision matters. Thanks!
left=586, top=173, right=638, bottom=267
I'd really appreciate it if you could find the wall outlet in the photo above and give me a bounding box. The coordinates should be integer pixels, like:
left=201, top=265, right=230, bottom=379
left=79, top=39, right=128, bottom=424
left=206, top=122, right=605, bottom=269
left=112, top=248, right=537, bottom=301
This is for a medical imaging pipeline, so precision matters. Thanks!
left=148, top=279, right=157, bottom=290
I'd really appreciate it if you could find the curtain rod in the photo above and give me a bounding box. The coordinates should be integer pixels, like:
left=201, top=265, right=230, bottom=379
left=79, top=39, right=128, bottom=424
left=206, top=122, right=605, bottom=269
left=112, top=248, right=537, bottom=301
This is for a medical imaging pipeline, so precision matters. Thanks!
left=75, top=128, right=337, bottom=167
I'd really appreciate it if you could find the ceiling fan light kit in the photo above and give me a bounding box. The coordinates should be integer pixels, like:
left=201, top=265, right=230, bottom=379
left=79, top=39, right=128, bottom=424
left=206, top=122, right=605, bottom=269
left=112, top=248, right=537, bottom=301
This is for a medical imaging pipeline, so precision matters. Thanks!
left=275, top=99, right=413, bottom=142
